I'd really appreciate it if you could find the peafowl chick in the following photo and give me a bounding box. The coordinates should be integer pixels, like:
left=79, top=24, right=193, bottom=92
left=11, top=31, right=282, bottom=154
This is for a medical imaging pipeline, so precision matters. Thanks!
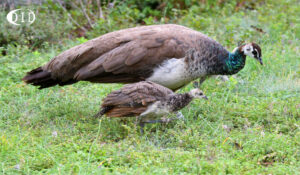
left=94, top=81, right=207, bottom=133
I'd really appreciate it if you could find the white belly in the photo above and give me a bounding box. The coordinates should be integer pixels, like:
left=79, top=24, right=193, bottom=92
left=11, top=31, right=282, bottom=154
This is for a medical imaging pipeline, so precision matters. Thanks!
left=146, top=58, right=193, bottom=89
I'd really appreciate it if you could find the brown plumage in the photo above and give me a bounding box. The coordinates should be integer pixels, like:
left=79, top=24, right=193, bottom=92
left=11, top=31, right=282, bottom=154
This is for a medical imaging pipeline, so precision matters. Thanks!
left=23, top=24, right=262, bottom=90
left=94, top=81, right=207, bottom=131
left=96, top=81, right=173, bottom=118
left=22, top=24, right=224, bottom=89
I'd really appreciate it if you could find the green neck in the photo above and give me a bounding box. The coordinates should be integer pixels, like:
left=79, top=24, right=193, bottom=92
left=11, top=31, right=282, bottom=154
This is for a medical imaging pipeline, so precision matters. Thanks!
left=223, top=50, right=246, bottom=75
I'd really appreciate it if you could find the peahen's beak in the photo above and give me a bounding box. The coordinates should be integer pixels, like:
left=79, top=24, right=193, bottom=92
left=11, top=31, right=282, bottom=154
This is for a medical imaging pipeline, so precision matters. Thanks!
left=257, top=57, right=263, bottom=65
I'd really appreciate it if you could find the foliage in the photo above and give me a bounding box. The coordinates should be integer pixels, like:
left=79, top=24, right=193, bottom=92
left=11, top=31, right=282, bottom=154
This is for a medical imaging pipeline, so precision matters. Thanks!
left=0, top=4, right=74, bottom=50
left=0, top=0, right=300, bottom=174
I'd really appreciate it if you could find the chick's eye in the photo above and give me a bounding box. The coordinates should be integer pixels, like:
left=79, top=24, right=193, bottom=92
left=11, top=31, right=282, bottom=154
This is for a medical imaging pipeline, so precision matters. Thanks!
left=252, top=50, right=257, bottom=55
left=199, top=93, right=203, bottom=95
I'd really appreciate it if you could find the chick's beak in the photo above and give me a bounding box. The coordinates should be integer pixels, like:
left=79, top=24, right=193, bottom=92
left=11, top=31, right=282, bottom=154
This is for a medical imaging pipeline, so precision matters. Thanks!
left=202, top=95, right=208, bottom=100
left=257, top=57, right=263, bottom=65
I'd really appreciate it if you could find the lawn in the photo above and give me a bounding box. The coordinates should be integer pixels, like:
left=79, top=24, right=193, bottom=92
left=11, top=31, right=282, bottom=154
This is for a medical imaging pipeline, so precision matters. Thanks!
left=0, top=0, right=299, bottom=174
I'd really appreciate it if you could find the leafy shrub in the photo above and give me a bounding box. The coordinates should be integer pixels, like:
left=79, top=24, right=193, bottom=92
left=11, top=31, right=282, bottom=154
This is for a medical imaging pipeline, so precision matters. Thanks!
left=1, top=0, right=273, bottom=52
left=0, top=3, right=74, bottom=51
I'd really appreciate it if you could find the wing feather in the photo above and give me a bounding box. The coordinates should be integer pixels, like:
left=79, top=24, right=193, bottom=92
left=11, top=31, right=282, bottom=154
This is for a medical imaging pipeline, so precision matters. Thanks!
left=102, top=81, right=173, bottom=107
left=101, top=81, right=173, bottom=117
left=41, top=24, right=227, bottom=85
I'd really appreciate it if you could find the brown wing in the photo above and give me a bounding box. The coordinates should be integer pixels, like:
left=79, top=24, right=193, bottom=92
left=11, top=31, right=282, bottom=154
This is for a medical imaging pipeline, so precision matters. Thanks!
left=43, top=24, right=219, bottom=82
left=101, top=81, right=173, bottom=117
left=24, top=24, right=227, bottom=89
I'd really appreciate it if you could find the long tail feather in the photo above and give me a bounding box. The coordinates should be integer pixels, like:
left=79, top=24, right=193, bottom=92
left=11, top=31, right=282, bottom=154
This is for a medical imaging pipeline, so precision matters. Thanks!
left=22, top=67, right=77, bottom=89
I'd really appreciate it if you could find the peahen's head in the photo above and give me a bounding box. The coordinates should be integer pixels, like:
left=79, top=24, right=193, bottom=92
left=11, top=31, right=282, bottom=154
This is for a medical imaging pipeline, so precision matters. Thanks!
left=237, top=43, right=263, bottom=65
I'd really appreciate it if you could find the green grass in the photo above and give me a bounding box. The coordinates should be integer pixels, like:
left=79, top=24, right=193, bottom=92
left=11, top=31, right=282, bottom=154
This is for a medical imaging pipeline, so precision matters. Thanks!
left=1, top=0, right=300, bottom=174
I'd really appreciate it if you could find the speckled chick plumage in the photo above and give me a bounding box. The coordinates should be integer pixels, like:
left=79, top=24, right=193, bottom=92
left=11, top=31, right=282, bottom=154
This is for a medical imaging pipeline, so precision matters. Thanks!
left=94, top=81, right=206, bottom=123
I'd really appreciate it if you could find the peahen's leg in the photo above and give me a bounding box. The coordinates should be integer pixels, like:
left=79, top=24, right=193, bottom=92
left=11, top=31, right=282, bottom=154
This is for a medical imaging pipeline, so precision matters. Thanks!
left=193, top=77, right=207, bottom=88
left=139, top=122, right=145, bottom=134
